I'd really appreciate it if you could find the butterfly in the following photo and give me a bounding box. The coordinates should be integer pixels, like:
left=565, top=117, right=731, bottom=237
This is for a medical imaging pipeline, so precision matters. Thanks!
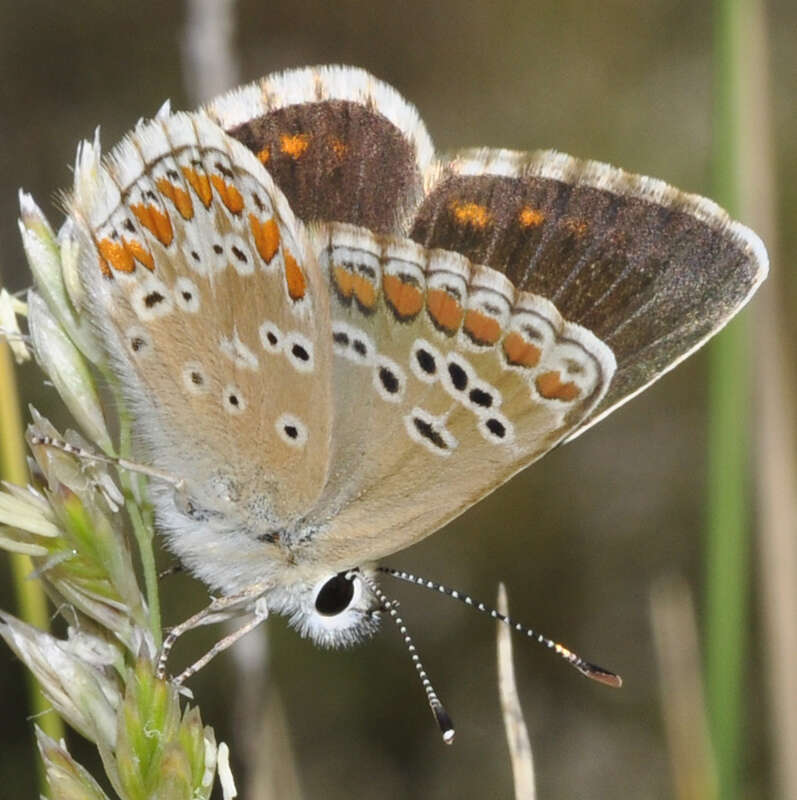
left=63, top=64, right=767, bottom=737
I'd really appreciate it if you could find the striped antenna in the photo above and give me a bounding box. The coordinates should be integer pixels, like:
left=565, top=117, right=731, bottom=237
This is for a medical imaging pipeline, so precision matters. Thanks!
left=378, top=566, right=622, bottom=689
left=29, top=433, right=184, bottom=488
left=357, top=571, right=455, bottom=744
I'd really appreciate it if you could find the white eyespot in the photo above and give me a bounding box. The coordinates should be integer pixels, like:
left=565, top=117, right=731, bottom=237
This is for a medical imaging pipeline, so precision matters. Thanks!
left=373, top=355, right=406, bottom=402
left=238, top=174, right=276, bottom=218
left=222, top=384, right=246, bottom=415
left=331, top=323, right=351, bottom=356
left=130, top=275, right=173, bottom=321
left=219, top=330, right=259, bottom=371
left=331, top=321, right=373, bottom=365
left=209, top=234, right=227, bottom=273
left=182, top=361, right=208, bottom=394
left=410, top=339, right=441, bottom=384
left=126, top=326, right=152, bottom=357
left=180, top=219, right=211, bottom=276
left=276, top=412, right=308, bottom=447
left=283, top=332, right=314, bottom=373
left=441, top=353, right=474, bottom=399
left=259, top=321, right=283, bottom=353
left=225, top=232, right=254, bottom=276
left=174, top=277, right=200, bottom=312
left=464, top=379, right=502, bottom=417
left=404, top=406, right=457, bottom=456
left=478, top=411, right=514, bottom=445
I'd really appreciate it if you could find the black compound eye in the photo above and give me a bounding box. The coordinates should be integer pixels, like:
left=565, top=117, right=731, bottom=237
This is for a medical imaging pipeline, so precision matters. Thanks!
left=315, top=573, right=355, bottom=616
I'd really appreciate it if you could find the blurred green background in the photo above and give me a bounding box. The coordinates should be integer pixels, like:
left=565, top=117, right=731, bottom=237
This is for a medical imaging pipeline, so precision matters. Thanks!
left=1, top=0, right=794, bottom=798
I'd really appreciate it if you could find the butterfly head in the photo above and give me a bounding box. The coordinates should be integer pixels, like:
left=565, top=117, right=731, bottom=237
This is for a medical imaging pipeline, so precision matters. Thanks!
left=269, top=568, right=382, bottom=649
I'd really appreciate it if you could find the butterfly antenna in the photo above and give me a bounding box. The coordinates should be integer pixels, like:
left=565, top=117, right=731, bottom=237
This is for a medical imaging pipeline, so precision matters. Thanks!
left=378, top=567, right=622, bottom=689
left=29, top=433, right=184, bottom=489
left=357, top=571, right=455, bottom=744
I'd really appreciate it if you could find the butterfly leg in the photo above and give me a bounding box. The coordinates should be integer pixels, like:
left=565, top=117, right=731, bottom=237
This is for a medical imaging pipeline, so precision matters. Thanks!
left=156, top=591, right=268, bottom=680
left=173, top=598, right=270, bottom=684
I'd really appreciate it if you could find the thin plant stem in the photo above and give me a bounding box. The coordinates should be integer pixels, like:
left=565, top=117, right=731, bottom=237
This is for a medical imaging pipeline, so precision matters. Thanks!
left=0, top=340, right=65, bottom=787
left=116, top=390, right=162, bottom=648
left=705, top=1, right=752, bottom=798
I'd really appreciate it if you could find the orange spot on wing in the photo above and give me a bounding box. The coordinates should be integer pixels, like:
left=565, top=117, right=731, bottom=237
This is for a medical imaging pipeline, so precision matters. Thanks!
left=427, top=288, right=464, bottom=334
left=124, top=238, right=155, bottom=271
left=249, top=215, right=280, bottom=263
left=463, top=309, right=501, bottom=346
left=383, top=274, right=424, bottom=320
left=330, top=262, right=377, bottom=310
left=351, top=273, right=378, bottom=311
left=181, top=166, right=212, bottom=208
left=536, top=370, right=580, bottom=401
left=257, top=146, right=270, bottom=164
left=332, top=265, right=354, bottom=298
left=155, top=177, right=194, bottom=220
left=563, top=218, right=588, bottom=236
left=131, top=203, right=174, bottom=247
left=210, top=175, right=244, bottom=214
left=98, top=238, right=135, bottom=273
left=284, top=250, right=307, bottom=300
left=280, top=133, right=310, bottom=159
left=503, top=331, right=541, bottom=367
left=330, top=137, right=346, bottom=158
left=451, top=201, right=492, bottom=229
left=519, top=206, right=545, bottom=227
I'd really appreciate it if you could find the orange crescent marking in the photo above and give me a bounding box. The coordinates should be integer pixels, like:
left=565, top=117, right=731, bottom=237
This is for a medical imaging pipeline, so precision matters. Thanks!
left=249, top=215, right=280, bottom=263
left=463, top=309, right=501, bottom=345
left=426, top=288, right=464, bottom=334
left=352, top=273, right=378, bottom=311
left=131, top=204, right=174, bottom=247
left=98, top=253, right=112, bottom=278
left=332, top=265, right=354, bottom=298
left=124, top=238, right=155, bottom=271
left=98, top=238, right=135, bottom=273
left=503, top=331, right=541, bottom=367
left=181, top=166, right=212, bottom=208
left=257, top=146, right=270, bottom=164
left=284, top=250, right=307, bottom=300
left=155, top=177, right=194, bottom=220
left=536, top=370, right=580, bottom=401
left=210, top=175, right=244, bottom=215
left=383, top=274, right=424, bottom=319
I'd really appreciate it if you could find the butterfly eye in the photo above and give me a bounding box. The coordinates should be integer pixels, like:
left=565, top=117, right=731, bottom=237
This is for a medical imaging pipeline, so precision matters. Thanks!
left=314, top=572, right=356, bottom=616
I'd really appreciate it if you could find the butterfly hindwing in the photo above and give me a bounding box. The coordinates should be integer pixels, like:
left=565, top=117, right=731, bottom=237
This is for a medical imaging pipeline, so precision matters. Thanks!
left=296, top=223, right=615, bottom=569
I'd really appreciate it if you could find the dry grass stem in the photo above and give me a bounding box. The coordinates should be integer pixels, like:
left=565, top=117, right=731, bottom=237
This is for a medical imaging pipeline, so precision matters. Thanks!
left=650, top=576, right=717, bottom=800
left=496, top=582, right=536, bottom=800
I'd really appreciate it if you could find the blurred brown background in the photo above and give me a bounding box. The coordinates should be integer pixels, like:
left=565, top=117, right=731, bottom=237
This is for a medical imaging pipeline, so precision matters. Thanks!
left=1, top=0, right=795, bottom=798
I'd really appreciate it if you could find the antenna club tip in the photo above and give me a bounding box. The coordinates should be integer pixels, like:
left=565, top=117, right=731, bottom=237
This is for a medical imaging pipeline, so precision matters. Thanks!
left=433, top=705, right=455, bottom=745
left=589, top=668, right=623, bottom=689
